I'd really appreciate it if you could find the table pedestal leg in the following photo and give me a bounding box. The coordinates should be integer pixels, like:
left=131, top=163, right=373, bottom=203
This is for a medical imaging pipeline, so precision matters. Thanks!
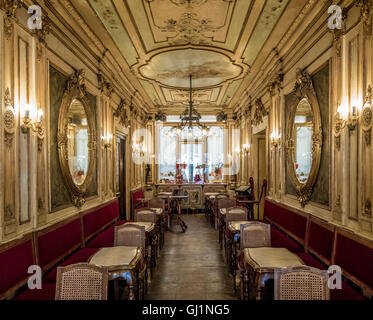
left=176, top=200, right=187, bottom=232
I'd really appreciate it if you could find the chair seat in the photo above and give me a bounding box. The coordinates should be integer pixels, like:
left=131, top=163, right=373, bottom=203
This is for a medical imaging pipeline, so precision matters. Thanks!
left=295, top=252, right=325, bottom=269
left=271, top=226, right=303, bottom=252
left=43, top=248, right=100, bottom=283
left=330, top=281, right=367, bottom=300
left=15, top=284, right=56, bottom=300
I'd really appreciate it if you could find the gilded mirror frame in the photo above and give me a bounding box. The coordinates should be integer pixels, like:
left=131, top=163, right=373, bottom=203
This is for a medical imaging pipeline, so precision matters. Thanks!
left=285, top=69, right=322, bottom=207
left=57, top=70, right=96, bottom=207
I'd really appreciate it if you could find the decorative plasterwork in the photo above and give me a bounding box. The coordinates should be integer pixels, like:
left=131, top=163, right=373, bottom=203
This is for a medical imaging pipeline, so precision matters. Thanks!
left=114, top=98, right=130, bottom=128
left=356, top=0, right=372, bottom=36
left=267, top=72, right=284, bottom=96
left=252, top=98, right=267, bottom=127
left=155, top=111, right=166, bottom=122
left=361, top=85, right=372, bottom=147
left=33, top=14, right=51, bottom=62
left=285, top=69, right=322, bottom=207
left=57, top=70, right=97, bottom=208
left=3, top=88, right=15, bottom=148
left=97, top=73, right=114, bottom=97
left=1, top=0, right=23, bottom=40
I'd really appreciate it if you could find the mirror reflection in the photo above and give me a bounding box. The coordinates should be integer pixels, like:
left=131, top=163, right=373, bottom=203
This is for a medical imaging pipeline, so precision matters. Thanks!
left=67, top=99, right=89, bottom=186
left=294, top=98, right=313, bottom=184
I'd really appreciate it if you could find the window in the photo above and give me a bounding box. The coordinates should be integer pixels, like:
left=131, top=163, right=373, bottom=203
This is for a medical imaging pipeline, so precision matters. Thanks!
left=157, top=125, right=225, bottom=184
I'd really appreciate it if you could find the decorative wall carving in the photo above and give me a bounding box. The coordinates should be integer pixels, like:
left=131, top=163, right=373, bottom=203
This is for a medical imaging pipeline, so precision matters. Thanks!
left=267, top=72, right=284, bottom=96
left=252, top=98, right=267, bottom=127
left=98, top=73, right=114, bottom=97
left=361, top=85, right=372, bottom=147
left=1, top=0, right=23, bottom=39
left=33, top=14, right=51, bottom=61
left=114, top=98, right=130, bottom=127
left=356, top=0, right=372, bottom=36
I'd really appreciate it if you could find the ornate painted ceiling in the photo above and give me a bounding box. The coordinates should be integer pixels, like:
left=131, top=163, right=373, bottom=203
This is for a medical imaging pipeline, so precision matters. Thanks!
left=77, top=0, right=303, bottom=112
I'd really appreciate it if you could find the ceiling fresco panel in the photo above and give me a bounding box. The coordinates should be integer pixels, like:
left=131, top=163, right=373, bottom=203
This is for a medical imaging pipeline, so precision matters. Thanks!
left=88, top=0, right=139, bottom=66
left=242, top=0, right=289, bottom=66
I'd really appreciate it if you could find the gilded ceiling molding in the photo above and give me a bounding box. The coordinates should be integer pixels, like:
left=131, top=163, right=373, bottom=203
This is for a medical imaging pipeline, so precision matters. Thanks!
left=114, top=98, right=130, bottom=128
left=97, top=73, right=114, bottom=97
left=1, top=0, right=23, bottom=40
left=252, top=98, right=268, bottom=127
left=361, top=85, right=372, bottom=147
left=276, top=0, right=318, bottom=52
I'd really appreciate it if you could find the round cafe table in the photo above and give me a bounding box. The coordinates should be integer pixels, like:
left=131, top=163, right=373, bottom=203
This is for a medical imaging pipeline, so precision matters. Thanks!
left=169, top=195, right=189, bottom=232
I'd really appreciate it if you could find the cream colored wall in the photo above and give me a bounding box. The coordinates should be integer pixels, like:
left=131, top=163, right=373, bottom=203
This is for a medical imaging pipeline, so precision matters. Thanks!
left=235, top=0, right=373, bottom=241
left=0, top=3, right=148, bottom=243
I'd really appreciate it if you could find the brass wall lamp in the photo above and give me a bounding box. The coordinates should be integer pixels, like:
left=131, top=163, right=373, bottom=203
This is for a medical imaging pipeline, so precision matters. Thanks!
left=21, top=104, right=45, bottom=136
left=270, top=131, right=281, bottom=148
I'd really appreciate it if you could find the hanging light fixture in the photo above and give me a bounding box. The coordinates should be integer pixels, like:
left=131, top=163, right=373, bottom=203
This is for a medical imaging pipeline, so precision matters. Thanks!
left=169, top=74, right=210, bottom=138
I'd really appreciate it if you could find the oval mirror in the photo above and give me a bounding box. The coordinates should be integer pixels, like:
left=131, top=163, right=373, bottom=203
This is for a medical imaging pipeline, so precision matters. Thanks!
left=285, top=69, right=322, bottom=207
left=294, top=98, right=313, bottom=184
left=57, top=70, right=96, bottom=207
left=67, top=99, right=89, bottom=186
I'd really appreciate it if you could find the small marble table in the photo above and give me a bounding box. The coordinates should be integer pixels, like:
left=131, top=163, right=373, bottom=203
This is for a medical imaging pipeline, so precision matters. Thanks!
left=243, top=247, right=305, bottom=300
left=89, top=246, right=143, bottom=300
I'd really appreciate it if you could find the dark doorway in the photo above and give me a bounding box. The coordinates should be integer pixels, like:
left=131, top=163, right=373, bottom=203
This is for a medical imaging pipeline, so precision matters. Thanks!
left=116, top=135, right=126, bottom=220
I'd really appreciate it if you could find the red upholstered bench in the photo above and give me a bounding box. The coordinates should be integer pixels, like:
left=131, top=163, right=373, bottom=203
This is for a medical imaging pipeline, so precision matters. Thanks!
left=0, top=235, right=35, bottom=300
left=14, top=284, right=56, bottom=300
left=264, top=199, right=306, bottom=252
left=295, top=218, right=334, bottom=269
left=86, top=220, right=132, bottom=248
left=37, top=216, right=83, bottom=273
left=82, top=200, right=120, bottom=243
left=131, top=188, right=147, bottom=219
left=333, top=230, right=373, bottom=300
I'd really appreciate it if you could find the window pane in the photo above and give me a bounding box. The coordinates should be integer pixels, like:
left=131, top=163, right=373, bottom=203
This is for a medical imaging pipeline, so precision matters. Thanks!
left=158, top=126, right=176, bottom=183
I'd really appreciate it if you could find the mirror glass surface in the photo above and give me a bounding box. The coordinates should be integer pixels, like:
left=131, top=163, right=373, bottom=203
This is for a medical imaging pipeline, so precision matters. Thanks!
left=294, top=98, right=313, bottom=184
left=67, top=99, right=89, bottom=186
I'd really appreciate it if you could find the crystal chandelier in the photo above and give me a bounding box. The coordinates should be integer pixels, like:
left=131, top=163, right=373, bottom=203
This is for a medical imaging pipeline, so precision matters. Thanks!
left=167, top=75, right=211, bottom=138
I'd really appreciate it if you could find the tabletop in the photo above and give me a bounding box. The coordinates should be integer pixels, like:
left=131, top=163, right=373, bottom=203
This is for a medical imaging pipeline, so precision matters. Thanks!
left=149, top=207, right=163, bottom=215
left=227, top=221, right=251, bottom=233
left=125, top=221, right=155, bottom=232
left=89, top=246, right=141, bottom=270
left=244, top=247, right=304, bottom=273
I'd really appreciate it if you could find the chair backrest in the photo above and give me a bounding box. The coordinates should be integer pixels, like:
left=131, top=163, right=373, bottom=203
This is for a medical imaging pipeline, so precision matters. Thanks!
left=240, top=222, right=271, bottom=248
left=114, top=224, right=146, bottom=248
left=55, top=263, right=108, bottom=300
left=135, top=208, right=157, bottom=223
left=218, top=198, right=236, bottom=210
left=226, top=206, right=247, bottom=223
left=274, top=266, right=330, bottom=300
left=149, top=198, right=165, bottom=210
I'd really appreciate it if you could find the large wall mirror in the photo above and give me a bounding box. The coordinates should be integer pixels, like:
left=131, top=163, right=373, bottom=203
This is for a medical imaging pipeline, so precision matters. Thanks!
left=58, top=70, right=96, bottom=207
left=286, top=69, right=322, bottom=207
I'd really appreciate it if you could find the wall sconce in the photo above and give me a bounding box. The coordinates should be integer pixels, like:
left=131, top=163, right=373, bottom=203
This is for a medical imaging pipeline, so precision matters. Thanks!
left=102, top=134, right=112, bottom=149
left=21, top=104, right=45, bottom=135
left=335, top=103, right=359, bottom=131
left=270, top=132, right=281, bottom=147
left=242, top=143, right=250, bottom=154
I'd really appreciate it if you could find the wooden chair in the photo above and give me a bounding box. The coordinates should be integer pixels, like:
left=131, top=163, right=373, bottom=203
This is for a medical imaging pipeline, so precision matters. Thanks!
left=274, top=266, right=330, bottom=300
left=135, top=208, right=158, bottom=223
left=114, top=224, right=147, bottom=299
left=226, top=206, right=248, bottom=223
left=217, top=198, right=236, bottom=249
left=55, top=263, right=108, bottom=300
left=237, top=222, right=271, bottom=297
left=148, top=198, right=166, bottom=249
